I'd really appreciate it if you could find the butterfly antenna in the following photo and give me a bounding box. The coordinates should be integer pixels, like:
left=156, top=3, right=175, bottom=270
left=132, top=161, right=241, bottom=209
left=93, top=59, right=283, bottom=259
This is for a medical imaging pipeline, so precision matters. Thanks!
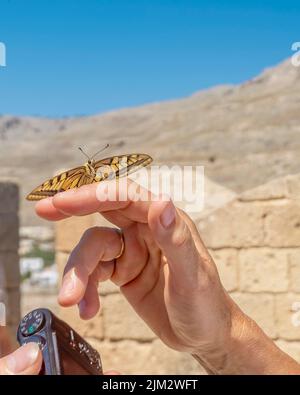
left=78, top=147, right=91, bottom=161
left=91, top=144, right=110, bottom=160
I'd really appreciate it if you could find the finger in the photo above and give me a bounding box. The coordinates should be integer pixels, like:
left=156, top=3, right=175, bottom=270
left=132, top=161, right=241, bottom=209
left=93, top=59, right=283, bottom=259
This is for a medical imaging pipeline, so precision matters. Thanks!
left=104, top=370, right=121, bottom=375
left=35, top=197, right=69, bottom=221
left=96, top=260, right=115, bottom=282
left=78, top=260, right=117, bottom=319
left=35, top=184, right=123, bottom=221
left=47, top=179, right=155, bottom=226
left=78, top=271, right=100, bottom=320
left=0, top=343, right=42, bottom=375
left=148, top=199, right=210, bottom=294
left=100, top=210, right=134, bottom=228
left=110, top=224, right=149, bottom=287
left=58, top=227, right=123, bottom=306
left=36, top=194, right=133, bottom=227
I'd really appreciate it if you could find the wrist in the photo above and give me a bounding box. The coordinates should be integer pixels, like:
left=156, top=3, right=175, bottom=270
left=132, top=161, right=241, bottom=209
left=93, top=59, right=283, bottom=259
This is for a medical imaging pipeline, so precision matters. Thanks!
left=191, top=297, right=244, bottom=374
left=192, top=300, right=300, bottom=375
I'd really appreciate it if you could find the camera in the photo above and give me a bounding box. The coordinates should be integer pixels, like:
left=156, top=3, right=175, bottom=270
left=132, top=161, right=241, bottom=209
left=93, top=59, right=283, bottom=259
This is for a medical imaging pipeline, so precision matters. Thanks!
left=17, top=308, right=103, bottom=375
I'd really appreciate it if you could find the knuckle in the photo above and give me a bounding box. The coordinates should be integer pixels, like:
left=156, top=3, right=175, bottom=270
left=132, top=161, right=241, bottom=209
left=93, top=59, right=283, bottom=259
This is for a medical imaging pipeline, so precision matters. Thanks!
left=82, top=226, right=100, bottom=240
left=197, top=271, right=212, bottom=292
left=171, top=222, right=190, bottom=248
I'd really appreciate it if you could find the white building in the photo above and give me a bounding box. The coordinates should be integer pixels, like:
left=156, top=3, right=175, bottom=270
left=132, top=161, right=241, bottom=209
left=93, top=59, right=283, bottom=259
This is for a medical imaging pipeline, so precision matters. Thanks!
left=20, top=257, right=44, bottom=276
left=30, top=265, right=58, bottom=287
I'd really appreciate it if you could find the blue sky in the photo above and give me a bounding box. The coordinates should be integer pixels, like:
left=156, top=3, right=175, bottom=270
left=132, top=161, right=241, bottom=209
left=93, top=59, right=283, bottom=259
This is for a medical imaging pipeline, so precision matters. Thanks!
left=0, top=0, right=299, bottom=117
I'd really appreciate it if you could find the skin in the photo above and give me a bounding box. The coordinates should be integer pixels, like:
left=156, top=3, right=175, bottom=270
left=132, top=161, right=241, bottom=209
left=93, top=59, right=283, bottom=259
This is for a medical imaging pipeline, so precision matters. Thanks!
left=0, top=345, right=118, bottom=375
left=28, top=179, right=300, bottom=375
left=0, top=343, right=43, bottom=375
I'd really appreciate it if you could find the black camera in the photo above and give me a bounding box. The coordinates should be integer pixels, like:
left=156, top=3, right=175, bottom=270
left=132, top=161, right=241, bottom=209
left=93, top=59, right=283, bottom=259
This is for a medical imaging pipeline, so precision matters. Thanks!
left=17, top=308, right=103, bottom=375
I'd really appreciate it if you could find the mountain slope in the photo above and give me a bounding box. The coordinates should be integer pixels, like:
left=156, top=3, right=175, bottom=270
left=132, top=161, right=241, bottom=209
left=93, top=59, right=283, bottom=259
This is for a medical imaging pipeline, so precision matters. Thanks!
left=0, top=58, right=299, bottom=225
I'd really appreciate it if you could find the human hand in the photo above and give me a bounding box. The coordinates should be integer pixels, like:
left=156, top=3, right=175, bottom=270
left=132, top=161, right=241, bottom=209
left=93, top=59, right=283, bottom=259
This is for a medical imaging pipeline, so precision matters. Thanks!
left=0, top=343, right=42, bottom=375
left=35, top=181, right=239, bottom=357
left=35, top=179, right=300, bottom=374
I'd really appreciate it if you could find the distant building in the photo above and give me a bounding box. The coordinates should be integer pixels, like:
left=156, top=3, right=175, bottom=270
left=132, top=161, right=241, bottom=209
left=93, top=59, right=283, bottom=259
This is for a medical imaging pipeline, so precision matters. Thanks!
left=30, top=265, right=58, bottom=287
left=20, top=257, right=44, bottom=276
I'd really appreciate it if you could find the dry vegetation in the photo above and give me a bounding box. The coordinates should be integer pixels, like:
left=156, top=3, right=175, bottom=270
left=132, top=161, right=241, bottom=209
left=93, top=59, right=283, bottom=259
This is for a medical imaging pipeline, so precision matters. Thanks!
left=0, top=58, right=299, bottom=225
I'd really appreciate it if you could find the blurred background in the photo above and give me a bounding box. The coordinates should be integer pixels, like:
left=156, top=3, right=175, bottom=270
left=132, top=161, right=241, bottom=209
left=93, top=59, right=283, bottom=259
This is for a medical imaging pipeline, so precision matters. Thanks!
left=0, top=0, right=300, bottom=373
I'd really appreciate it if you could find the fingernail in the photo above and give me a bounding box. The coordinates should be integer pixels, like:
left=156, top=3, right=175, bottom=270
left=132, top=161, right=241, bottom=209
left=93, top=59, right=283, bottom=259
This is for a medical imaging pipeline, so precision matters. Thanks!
left=60, top=269, right=76, bottom=297
left=6, top=343, right=40, bottom=374
left=160, top=201, right=176, bottom=229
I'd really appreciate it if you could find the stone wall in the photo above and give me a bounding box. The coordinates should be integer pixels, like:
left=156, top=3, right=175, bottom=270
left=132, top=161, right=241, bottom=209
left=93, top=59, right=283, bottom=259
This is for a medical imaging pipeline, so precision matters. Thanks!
left=21, top=284, right=59, bottom=318
left=0, top=182, right=20, bottom=346
left=197, top=174, right=300, bottom=362
left=55, top=174, right=300, bottom=372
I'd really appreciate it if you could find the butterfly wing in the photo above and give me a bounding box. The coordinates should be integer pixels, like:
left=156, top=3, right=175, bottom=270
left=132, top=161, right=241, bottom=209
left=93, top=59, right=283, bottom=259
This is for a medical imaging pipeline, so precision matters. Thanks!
left=26, top=153, right=153, bottom=201
left=94, top=153, right=153, bottom=181
left=26, top=166, right=90, bottom=201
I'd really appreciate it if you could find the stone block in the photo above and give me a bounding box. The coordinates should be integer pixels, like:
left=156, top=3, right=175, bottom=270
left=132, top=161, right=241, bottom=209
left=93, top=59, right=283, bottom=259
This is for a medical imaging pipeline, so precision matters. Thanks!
left=239, top=178, right=287, bottom=201
left=103, top=294, right=155, bottom=341
left=210, top=249, right=238, bottom=291
left=0, top=266, right=5, bottom=289
left=275, top=293, right=300, bottom=340
left=197, top=201, right=265, bottom=248
left=264, top=201, right=300, bottom=247
left=99, top=280, right=120, bottom=296
left=56, top=216, right=95, bottom=253
left=286, top=174, right=300, bottom=200
left=289, top=249, right=300, bottom=292
left=0, top=252, right=20, bottom=288
left=58, top=305, right=104, bottom=340
left=87, top=339, right=205, bottom=375
left=275, top=340, right=300, bottom=363
left=239, top=248, right=288, bottom=292
left=0, top=214, right=19, bottom=252
left=6, top=288, right=20, bottom=325
left=56, top=214, right=113, bottom=253
left=0, top=183, right=19, bottom=214
left=21, top=285, right=60, bottom=318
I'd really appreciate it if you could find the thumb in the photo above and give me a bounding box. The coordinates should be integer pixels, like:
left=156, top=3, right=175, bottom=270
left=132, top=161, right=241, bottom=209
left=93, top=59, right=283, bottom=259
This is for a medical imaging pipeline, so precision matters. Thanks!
left=148, top=199, right=209, bottom=293
left=0, top=343, right=42, bottom=375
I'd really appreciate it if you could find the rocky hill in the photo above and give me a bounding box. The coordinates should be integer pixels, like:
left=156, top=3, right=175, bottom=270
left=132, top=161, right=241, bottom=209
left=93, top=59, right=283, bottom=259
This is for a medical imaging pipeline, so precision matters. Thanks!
left=0, top=57, right=299, bottom=225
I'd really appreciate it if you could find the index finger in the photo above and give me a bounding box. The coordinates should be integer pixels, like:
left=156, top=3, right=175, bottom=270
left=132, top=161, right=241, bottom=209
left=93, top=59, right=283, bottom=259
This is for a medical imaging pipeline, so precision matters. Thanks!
left=35, top=178, right=157, bottom=225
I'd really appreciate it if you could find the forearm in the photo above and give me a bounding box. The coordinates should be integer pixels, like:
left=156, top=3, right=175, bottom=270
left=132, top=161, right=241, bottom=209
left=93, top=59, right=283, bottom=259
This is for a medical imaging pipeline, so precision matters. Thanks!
left=192, top=305, right=300, bottom=375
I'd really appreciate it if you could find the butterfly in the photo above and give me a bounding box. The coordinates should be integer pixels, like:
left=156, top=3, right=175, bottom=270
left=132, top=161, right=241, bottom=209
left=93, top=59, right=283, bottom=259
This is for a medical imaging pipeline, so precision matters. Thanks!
left=26, top=145, right=153, bottom=201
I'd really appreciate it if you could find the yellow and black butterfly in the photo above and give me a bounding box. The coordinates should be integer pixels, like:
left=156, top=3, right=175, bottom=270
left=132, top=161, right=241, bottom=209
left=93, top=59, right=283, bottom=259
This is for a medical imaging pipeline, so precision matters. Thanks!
left=26, top=145, right=153, bottom=201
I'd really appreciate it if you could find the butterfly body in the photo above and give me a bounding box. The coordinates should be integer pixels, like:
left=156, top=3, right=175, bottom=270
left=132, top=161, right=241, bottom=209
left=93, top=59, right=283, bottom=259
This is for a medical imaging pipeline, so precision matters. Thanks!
left=26, top=153, right=152, bottom=201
